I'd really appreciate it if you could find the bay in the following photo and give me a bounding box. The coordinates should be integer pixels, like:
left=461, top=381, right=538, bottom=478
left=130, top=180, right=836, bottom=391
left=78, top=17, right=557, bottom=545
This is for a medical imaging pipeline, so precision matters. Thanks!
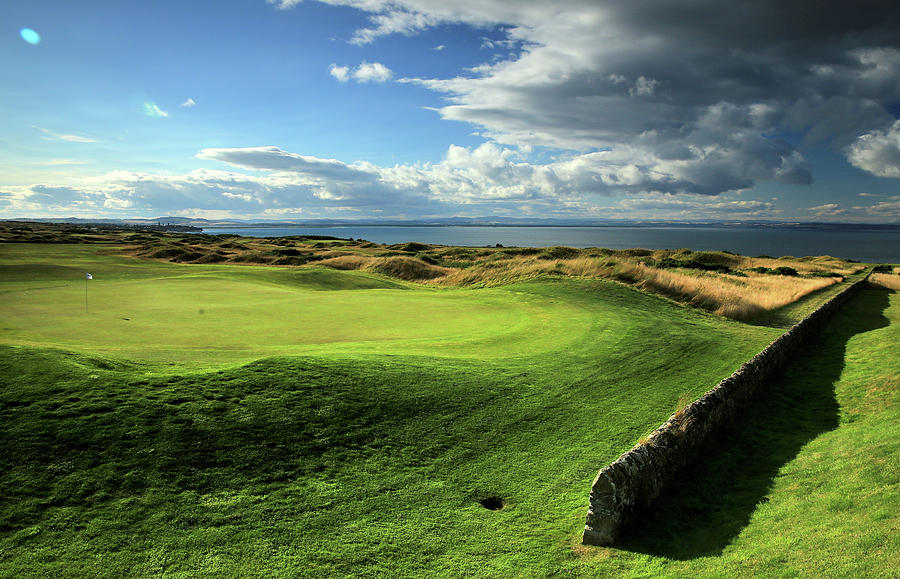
left=200, top=225, right=900, bottom=263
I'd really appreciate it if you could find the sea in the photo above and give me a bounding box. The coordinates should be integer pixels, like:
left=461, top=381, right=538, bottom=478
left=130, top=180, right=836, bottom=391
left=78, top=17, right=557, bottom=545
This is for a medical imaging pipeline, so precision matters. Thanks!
left=199, top=225, right=900, bottom=263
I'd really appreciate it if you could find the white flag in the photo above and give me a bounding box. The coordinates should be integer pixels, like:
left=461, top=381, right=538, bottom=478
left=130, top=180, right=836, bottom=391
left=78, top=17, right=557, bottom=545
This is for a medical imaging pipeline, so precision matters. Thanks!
left=86, top=273, right=93, bottom=280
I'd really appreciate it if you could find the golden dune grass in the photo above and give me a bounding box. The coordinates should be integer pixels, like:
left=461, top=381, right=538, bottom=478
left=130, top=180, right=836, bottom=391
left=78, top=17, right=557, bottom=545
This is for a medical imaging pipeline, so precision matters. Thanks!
left=435, top=258, right=568, bottom=286
left=370, top=256, right=450, bottom=280
left=317, top=255, right=450, bottom=281
left=604, top=261, right=839, bottom=319
left=316, top=255, right=375, bottom=270
left=632, top=250, right=861, bottom=276
left=433, top=254, right=842, bottom=320
left=869, top=273, right=900, bottom=290
left=736, top=255, right=863, bottom=275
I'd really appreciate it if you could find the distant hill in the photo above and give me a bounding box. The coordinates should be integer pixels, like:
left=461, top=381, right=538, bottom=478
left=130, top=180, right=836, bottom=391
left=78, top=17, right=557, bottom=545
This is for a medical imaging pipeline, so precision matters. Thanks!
left=7, top=216, right=900, bottom=231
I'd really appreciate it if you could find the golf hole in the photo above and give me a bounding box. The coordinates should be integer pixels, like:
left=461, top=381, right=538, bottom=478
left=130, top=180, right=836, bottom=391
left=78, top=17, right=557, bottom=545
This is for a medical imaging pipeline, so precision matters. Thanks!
left=478, top=496, right=505, bottom=511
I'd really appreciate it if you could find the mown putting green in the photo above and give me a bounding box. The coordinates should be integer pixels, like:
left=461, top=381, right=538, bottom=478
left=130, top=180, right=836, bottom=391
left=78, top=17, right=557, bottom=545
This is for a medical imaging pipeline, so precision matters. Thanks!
left=1, top=242, right=894, bottom=576
left=1, top=244, right=610, bottom=368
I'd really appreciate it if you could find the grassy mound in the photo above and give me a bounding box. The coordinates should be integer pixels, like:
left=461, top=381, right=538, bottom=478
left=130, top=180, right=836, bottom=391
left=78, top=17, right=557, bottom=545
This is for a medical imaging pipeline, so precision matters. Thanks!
left=369, top=256, right=448, bottom=280
left=2, top=279, right=894, bottom=576
left=1, top=242, right=790, bottom=575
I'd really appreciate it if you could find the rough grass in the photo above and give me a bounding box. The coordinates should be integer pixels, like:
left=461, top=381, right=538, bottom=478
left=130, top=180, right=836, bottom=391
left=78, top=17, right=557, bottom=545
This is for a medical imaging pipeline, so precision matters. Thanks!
left=870, top=272, right=900, bottom=290
left=622, top=265, right=840, bottom=320
left=317, top=254, right=449, bottom=281
left=433, top=254, right=846, bottom=321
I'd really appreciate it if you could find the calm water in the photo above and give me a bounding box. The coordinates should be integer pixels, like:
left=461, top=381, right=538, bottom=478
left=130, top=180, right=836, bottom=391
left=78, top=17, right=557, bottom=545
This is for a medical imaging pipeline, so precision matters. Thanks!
left=200, top=225, right=900, bottom=263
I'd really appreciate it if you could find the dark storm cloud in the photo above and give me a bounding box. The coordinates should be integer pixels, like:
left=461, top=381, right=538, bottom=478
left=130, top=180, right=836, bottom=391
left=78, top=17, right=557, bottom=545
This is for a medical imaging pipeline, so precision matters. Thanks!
left=325, top=0, right=900, bottom=192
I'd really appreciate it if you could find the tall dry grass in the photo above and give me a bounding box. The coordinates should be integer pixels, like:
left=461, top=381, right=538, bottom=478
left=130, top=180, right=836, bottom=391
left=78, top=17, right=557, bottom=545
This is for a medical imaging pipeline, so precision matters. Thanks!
left=317, top=255, right=375, bottom=271
left=601, top=261, right=839, bottom=320
left=434, top=254, right=842, bottom=320
left=736, top=255, right=864, bottom=275
left=869, top=273, right=900, bottom=290
left=434, top=257, right=573, bottom=286
left=316, top=255, right=449, bottom=281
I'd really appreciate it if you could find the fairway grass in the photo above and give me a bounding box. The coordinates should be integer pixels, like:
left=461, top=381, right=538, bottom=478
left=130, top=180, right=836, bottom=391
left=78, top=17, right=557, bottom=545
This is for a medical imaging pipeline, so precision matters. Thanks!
left=1, top=242, right=896, bottom=576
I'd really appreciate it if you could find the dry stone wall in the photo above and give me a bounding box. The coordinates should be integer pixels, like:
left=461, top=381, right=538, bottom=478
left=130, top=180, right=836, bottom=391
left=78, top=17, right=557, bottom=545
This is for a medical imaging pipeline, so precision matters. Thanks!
left=582, top=273, right=871, bottom=546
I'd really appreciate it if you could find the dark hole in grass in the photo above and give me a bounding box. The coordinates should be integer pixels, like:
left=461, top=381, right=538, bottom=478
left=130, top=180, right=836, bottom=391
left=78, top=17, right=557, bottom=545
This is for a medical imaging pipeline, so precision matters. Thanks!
left=478, top=496, right=505, bottom=511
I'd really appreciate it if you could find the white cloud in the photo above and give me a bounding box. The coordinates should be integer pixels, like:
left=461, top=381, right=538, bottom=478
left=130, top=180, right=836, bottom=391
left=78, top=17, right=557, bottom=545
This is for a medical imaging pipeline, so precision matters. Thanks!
left=198, top=146, right=378, bottom=184
left=34, top=127, right=97, bottom=143
left=808, top=203, right=847, bottom=216
left=222, top=191, right=257, bottom=202
left=142, top=102, right=169, bottom=118
left=481, top=37, right=521, bottom=51
left=331, top=62, right=393, bottom=83
left=846, top=120, right=900, bottom=178
left=198, top=141, right=800, bottom=209
left=353, top=61, right=393, bottom=82
left=267, top=0, right=302, bottom=9
left=274, top=0, right=900, bottom=196
left=329, top=64, right=350, bottom=82
left=629, top=76, right=660, bottom=97
left=866, top=196, right=900, bottom=217
left=181, top=98, right=196, bottom=107
left=610, top=194, right=781, bottom=219
left=348, top=10, right=438, bottom=46
left=433, top=44, right=445, bottom=51
left=5, top=142, right=894, bottom=222
left=0, top=143, right=698, bottom=218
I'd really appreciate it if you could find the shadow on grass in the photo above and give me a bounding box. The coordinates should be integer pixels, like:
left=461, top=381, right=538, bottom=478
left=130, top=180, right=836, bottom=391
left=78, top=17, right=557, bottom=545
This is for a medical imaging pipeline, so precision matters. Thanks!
left=616, top=286, right=892, bottom=560
left=750, top=277, right=862, bottom=329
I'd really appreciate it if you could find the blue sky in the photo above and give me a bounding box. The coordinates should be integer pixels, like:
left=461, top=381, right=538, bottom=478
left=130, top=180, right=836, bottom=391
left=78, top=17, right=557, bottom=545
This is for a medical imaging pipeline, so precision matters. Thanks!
left=2, top=0, right=900, bottom=222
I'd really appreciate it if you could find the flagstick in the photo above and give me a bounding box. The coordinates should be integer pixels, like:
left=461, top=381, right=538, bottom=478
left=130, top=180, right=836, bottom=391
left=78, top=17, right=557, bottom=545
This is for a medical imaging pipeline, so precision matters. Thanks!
left=85, top=275, right=89, bottom=313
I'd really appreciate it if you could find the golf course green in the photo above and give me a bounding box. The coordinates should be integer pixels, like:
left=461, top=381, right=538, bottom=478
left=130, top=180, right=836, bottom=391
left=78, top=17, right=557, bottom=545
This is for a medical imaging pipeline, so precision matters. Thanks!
left=1, top=242, right=896, bottom=576
left=2, top=244, right=651, bottom=368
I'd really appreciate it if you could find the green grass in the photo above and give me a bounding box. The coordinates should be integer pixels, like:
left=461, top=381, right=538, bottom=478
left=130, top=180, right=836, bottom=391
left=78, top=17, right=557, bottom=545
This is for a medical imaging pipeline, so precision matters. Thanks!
left=606, top=285, right=900, bottom=577
left=0, top=243, right=896, bottom=576
left=1, top=244, right=646, bottom=369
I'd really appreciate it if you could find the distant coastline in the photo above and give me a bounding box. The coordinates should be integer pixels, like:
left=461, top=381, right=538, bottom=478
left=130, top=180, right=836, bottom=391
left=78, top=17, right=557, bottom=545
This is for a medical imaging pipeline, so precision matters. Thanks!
left=1, top=219, right=201, bottom=232
left=4, top=218, right=898, bottom=262
left=200, top=224, right=900, bottom=263
left=7, top=216, right=900, bottom=230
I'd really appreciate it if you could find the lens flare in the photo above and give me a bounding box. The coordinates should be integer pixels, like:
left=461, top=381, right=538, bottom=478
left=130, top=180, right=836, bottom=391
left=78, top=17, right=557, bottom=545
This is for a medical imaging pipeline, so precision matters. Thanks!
left=20, top=28, right=41, bottom=45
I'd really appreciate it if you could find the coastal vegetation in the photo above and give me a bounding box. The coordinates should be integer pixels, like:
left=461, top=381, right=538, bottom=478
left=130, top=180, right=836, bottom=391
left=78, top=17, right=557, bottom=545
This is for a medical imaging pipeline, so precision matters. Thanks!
left=1, top=222, right=896, bottom=576
left=1, top=221, right=865, bottom=322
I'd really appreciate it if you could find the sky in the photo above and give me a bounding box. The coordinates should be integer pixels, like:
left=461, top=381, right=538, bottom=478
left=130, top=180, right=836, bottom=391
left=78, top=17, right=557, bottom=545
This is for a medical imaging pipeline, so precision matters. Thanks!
left=2, top=0, right=900, bottom=223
